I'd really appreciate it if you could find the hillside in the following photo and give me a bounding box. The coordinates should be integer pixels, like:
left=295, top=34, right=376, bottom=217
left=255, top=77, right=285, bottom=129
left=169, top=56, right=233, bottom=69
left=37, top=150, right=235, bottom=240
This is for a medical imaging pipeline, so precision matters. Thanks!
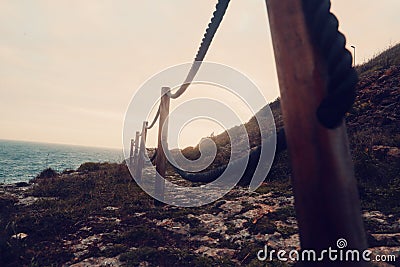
left=180, top=43, right=400, bottom=190
left=179, top=43, right=400, bottom=216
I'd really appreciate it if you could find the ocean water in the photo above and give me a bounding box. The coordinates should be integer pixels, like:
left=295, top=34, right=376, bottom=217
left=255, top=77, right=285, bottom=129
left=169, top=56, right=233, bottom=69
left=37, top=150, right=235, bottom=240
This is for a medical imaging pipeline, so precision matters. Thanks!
left=0, top=139, right=124, bottom=184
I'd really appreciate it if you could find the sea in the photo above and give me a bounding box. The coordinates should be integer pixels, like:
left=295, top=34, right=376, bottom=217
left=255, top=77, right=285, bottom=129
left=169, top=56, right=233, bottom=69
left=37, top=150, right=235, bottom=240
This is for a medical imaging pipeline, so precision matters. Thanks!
left=0, top=139, right=124, bottom=184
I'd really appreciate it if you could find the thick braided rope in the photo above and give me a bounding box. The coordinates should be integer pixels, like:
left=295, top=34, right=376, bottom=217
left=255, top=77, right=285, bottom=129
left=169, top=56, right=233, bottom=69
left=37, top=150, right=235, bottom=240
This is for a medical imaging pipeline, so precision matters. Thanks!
left=302, top=0, right=358, bottom=129
left=146, top=107, right=160, bottom=130
left=169, top=0, right=230, bottom=99
left=146, top=0, right=230, bottom=128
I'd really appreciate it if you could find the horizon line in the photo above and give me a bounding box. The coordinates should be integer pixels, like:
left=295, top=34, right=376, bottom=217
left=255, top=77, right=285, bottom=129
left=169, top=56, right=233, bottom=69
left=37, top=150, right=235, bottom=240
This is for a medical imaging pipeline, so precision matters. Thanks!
left=0, top=138, right=122, bottom=151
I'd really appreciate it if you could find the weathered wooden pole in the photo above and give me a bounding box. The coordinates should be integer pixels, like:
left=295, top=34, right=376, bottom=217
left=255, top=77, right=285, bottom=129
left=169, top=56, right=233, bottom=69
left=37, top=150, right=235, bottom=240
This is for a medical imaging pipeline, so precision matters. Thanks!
left=135, top=121, right=148, bottom=183
left=266, top=0, right=367, bottom=265
left=132, top=131, right=140, bottom=176
left=129, top=138, right=135, bottom=169
left=155, top=87, right=170, bottom=205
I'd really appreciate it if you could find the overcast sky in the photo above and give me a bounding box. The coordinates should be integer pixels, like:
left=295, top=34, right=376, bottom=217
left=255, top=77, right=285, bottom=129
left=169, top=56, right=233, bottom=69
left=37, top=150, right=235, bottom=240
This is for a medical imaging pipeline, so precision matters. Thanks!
left=1, top=1, right=399, bottom=149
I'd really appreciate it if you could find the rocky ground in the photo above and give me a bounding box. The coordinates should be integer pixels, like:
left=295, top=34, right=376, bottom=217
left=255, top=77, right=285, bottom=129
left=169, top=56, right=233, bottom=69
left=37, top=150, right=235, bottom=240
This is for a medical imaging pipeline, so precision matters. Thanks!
left=0, top=163, right=399, bottom=266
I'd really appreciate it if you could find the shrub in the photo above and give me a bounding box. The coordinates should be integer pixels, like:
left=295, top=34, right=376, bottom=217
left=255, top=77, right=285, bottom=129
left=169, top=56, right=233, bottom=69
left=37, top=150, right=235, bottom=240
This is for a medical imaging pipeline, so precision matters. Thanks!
left=35, top=168, right=58, bottom=179
left=77, top=162, right=102, bottom=172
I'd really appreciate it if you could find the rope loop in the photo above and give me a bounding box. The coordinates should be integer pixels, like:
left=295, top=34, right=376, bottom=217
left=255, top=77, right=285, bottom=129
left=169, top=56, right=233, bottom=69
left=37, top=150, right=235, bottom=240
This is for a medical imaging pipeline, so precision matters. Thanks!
left=302, top=0, right=358, bottom=129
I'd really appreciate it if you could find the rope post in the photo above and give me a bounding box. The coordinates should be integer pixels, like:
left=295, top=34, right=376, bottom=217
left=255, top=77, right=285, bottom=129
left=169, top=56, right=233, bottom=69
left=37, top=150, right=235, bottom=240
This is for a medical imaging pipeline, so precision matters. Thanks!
left=154, top=87, right=170, bottom=206
left=266, top=0, right=367, bottom=264
left=135, top=121, right=148, bottom=184
left=129, top=138, right=135, bottom=170
left=132, top=131, right=140, bottom=178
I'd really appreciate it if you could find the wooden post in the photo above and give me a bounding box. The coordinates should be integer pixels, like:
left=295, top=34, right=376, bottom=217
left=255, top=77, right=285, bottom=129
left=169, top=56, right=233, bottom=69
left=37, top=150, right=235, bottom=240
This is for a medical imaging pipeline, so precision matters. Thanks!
left=135, top=121, right=148, bottom=183
left=129, top=138, right=135, bottom=169
left=266, top=0, right=367, bottom=264
left=132, top=131, right=140, bottom=176
left=155, top=87, right=170, bottom=205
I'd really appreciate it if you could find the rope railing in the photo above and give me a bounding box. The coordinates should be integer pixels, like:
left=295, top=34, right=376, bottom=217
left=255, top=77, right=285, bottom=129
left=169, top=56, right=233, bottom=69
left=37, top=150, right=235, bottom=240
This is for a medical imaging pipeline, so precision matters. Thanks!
left=169, top=0, right=230, bottom=99
left=130, top=0, right=231, bottom=203
left=146, top=107, right=160, bottom=130
left=266, top=0, right=366, bottom=259
left=131, top=0, right=359, bottom=193
left=145, top=0, right=231, bottom=130
left=128, top=3, right=366, bottom=255
left=126, top=0, right=369, bottom=259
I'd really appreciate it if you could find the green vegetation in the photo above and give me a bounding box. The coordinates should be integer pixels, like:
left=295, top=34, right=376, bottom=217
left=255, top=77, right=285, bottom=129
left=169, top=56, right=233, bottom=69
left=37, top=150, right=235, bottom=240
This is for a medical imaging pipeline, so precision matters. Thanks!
left=34, top=167, right=58, bottom=180
left=0, top=163, right=245, bottom=266
left=1, top=163, right=151, bottom=266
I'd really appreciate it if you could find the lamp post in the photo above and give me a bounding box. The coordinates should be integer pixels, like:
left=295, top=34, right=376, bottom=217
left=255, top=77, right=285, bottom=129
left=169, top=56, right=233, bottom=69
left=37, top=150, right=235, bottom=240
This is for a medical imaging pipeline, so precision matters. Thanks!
left=351, top=45, right=356, bottom=66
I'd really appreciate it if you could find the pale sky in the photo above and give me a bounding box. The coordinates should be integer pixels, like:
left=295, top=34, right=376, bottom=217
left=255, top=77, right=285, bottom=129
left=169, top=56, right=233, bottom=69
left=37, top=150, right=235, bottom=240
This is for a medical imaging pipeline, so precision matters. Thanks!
left=1, top=1, right=399, bottom=149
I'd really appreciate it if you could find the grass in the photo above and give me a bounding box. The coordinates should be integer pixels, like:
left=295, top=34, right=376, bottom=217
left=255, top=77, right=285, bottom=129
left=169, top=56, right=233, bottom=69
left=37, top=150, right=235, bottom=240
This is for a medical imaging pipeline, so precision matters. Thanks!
left=0, top=162, right=253, bottom=266
left=356, top=43, right=400, bottom=77
left=0, top=162, right=153, bottom=266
